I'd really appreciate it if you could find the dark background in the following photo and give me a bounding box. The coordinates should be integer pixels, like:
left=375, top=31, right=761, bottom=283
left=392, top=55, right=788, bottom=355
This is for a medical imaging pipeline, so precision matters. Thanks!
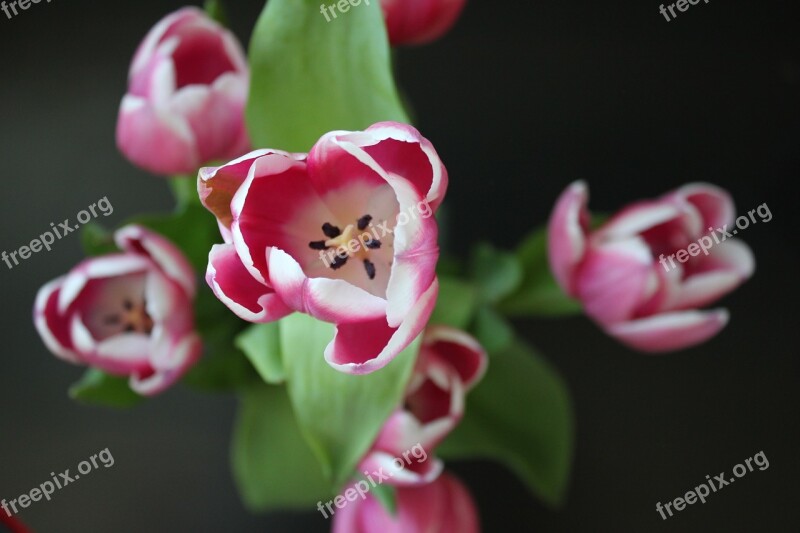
left=1, top=0, right=798, bottom=531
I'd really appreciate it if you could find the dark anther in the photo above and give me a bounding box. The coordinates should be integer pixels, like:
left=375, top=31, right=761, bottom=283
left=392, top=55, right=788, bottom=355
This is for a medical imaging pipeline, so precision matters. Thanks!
left=104, top=315, right=121, bottom=326
left=322, top=223, right=341, bottom=238
left=331, top=255, right=349, bottom=270
left=124, top=325, right=135, bottom=333
left=365, top=239, right=381, bottom=250
left=357, top=215, right=372, bottom=231
left=363, top=259, right=376, bottom=280
left=123, top=299, right=133, bottom=311
left=308, top=240, right=328, bottom=250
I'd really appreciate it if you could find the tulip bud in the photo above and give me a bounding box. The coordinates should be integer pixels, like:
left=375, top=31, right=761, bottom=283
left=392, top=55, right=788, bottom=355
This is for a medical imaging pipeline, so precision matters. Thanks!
left=116, top=7, right=250, bottom=176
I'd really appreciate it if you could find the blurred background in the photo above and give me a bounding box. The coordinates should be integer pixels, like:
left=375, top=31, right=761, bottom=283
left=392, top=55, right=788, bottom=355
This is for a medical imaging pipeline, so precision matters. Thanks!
left=1, top=0, right=798, bottom=531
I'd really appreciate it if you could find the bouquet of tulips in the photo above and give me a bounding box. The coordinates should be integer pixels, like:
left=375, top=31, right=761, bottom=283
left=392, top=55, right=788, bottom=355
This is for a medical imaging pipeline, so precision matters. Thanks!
left=31, top=1, right=754, bottom=530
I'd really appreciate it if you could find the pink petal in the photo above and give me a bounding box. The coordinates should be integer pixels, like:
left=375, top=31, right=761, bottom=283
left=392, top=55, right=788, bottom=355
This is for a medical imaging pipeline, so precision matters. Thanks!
left=57, top=254, right=152, bottom=313
left=420, top=326, right=487, bottom=390
left=268, top=249, right=387, bottom=323
left=547, top=181, right=590, bottom=295
left=324, top=279, right=439, bottom=374
left=33, top=277, right=80, bottom=363
left=673, top=182, right=736, bottom=230
left=206, top=244, right=292, bottom=323
left=575, top=238, right=657, bottom=326
left=607, top=309, right=730, bottom=352
left=116, top=95, right=199, bottom=175
left=231, top=152, right=318, bottom=283
left=360, top=122, right=449, bottom=211
left=115, top=225, right=196, bottom=297
left=130, top=333, right=202, bottom=396
left=198, top=149, right=275, bottom=231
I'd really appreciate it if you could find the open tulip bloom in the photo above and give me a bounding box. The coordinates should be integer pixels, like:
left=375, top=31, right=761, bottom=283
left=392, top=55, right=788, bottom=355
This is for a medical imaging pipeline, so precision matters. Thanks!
left=30, top=1, right=761, bottom=531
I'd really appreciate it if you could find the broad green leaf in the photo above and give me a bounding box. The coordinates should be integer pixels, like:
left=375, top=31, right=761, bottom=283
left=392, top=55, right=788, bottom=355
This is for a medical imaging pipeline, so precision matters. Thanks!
left=498, top=228, right=582, bottom=317
left=439, top=340, right=574, bottom=507
left=246, top=0, right=408, bottom=151
left=69, top=368, right=144, bottom=408
left=472, top=306, right=514, bottom=354
left=280, top=313, right=420, bottom=487
left=235, top=322, right=285, bottom=384
left=470, top=242, right=523, bottom=304
left=231, top=384, right=332, bottom=510
left=430, top=276, right=478, bottom=329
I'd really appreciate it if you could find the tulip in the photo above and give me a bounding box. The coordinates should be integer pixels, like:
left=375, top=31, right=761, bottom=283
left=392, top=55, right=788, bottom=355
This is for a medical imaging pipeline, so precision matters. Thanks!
left=381, top=0, right=467, bottom=46
left=200, top=122, right=448, bottom=374
left=34, top=225, right=202, bottom=396
left=116, top=7, right=250, bottom=176
left=358, top=326, right=487, bottom=486
left=332, top=473, right=480, bottom=533
left=548, top=181, right=755, bottom=352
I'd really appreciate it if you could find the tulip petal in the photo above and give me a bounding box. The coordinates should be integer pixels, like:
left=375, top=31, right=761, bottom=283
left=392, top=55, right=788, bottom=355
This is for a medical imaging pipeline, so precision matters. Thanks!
left=268, top=248, right=387, bottom=323
left=575, top=238, right=657, bottom=325
left=130, top=333, right=202, bottom=396
left=420, top=326, right=488, bottom=391
left=607, top=309, right=729, bottom=352
left=116, top=224, right=196, bottom=297
left=33, top=278, right=80, bottom=363
left=547, top=181, right=590, bottom=295
left=116, top=95, right=199, bottom=175
left=206, top=244, right=292, bottom=323
left=324, top=279, right=438, bottom=374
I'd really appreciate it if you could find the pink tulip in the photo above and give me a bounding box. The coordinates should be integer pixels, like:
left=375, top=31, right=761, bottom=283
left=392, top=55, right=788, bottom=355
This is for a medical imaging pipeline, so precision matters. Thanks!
left=358, top=326, right=487, bottom=486
left=199, top=122, right=448, bottom=374
left=548, top=181, right=755, bottom=352
left=116, top=7, right=250, bottom=176
left=381, top=0, right=467, bottom=46
left=332, top=473, right=480, bottom=533
left=34, top=225, right=202, bottom=396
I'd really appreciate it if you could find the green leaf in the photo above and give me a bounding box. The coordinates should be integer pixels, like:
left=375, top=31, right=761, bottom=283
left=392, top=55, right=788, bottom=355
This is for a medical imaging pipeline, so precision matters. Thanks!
left=68, top=368, right=144, bottom=408
left=235, top=323, right=285, bottom=384
left=246, top=0, right=409, bottom=151
left=470, top=243, right=524, bottom=304
left=369, top=482, right=397, bottom=516
left=438, top=340, right=574, bottom=507
left=280, top=313, right=420, bottom=488
left=81, top=222, right=117, bottom=257
left=203, top=0, right=228, bottom=25
left=231, top=384, right=332, bottom=511
left=498, top=228, right=582, bottom=317
left=126, top=203, right=221, bottom=273
left=430, top=276, right=479, bottom=329
left=183, top=288, right=257, bottom=392
left=472, top=306, right=515, bottom=354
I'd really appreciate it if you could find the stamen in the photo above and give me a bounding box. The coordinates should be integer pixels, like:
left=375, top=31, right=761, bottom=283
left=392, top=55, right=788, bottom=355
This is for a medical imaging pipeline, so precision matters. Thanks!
left=123, top=299, right=133, bottom=311
left=363, top=259, right=376, bottom=280
left=330, top=255, right=348, bottom=270
left=365, top=240, right=381, bottom=250
left=104, top=315, right=121, bottom=326
left=322, top=223, right=341, bottom=238
left=357, top=215, right=372, bottom=231
left=308, top=240, right=328, bottom=250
